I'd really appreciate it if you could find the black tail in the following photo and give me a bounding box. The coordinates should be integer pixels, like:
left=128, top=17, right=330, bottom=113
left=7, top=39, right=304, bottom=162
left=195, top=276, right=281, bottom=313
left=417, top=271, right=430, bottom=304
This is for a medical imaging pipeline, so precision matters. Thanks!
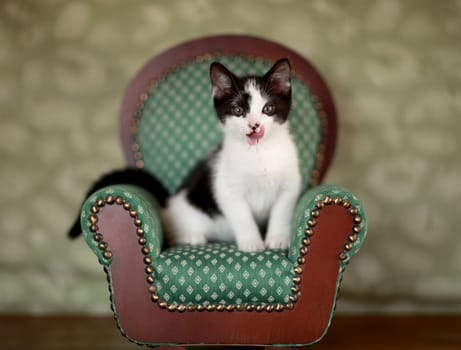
left=68, top=168, right=169, bottom=239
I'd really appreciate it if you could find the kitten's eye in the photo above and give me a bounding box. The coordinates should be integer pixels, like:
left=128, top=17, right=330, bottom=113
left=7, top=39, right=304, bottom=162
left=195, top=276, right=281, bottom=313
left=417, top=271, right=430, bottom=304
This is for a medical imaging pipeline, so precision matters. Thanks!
left=232, top=106, right=244, bottom=116
left=263, top=104, right=276, bottom=116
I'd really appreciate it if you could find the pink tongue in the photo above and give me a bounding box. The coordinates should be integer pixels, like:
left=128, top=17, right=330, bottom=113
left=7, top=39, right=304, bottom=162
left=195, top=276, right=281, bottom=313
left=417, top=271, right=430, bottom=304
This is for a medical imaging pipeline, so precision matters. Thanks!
left=246, top=125, right=265, bottom=146
left=247, top=134, right=260, bottom=146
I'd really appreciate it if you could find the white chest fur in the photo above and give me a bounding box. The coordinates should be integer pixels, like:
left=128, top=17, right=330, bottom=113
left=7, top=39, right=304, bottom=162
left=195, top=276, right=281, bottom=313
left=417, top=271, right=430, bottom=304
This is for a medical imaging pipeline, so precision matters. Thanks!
left=214, top=124, right=301, bottom=224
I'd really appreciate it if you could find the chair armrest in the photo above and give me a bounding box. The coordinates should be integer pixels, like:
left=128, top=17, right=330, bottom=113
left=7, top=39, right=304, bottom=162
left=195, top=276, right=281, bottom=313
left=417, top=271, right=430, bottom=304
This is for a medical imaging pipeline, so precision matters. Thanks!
left=80, top=184, right=163, bottom=266
left=289, top=184, right=367, bottom=264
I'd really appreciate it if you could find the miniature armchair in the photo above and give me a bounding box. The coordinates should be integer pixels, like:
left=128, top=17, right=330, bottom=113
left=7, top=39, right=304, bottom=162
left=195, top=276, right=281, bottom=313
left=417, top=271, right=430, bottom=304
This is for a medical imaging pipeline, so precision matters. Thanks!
left=80, top=35, right=367, bottom=348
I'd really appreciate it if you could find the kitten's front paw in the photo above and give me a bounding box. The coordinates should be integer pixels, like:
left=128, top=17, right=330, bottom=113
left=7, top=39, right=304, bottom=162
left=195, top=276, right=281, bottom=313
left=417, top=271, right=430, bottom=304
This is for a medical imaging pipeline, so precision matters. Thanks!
left=265, top=234, right=290, bottom=250
left=238, top=238, right=265, bottom=252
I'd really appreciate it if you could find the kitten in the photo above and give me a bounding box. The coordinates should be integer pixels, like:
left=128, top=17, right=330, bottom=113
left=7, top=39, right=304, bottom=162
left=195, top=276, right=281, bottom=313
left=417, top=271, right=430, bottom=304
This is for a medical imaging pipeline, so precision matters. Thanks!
left=164, top=59, right=301, bottom=252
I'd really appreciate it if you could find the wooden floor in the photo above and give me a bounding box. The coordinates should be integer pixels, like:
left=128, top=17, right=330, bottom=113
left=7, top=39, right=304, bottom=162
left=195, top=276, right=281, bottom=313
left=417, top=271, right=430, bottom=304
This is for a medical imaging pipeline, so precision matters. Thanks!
left=0, top=315, right=460, bottom=349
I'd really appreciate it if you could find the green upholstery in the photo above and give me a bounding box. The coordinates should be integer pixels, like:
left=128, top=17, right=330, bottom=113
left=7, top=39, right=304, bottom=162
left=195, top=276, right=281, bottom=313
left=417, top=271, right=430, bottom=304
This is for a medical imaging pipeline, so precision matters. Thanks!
left=82, top=185, right=164, bottom=265
left=137, top=56, right=321, bottom=193
left=156, top=244, right=294, bottom=306
left=290, top=184, right=367, bottom=263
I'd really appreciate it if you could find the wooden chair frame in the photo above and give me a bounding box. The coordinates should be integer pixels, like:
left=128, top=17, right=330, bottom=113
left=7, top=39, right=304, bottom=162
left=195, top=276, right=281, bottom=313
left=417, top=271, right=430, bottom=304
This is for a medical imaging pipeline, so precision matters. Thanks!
left=81, top=35, right=366, bottom=349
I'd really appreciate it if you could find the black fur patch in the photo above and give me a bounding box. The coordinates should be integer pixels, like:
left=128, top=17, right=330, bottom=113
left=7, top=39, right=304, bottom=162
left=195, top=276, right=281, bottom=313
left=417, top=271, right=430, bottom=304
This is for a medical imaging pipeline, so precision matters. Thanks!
left=180, top=147, right=221, bottom=217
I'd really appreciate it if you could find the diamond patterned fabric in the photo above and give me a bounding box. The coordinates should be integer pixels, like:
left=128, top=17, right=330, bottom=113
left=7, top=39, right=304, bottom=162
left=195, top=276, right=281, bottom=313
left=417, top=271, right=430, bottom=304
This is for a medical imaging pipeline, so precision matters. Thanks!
left=138, top=56, right=321, bottom=193
left=154, top=243, right=294, bottom=306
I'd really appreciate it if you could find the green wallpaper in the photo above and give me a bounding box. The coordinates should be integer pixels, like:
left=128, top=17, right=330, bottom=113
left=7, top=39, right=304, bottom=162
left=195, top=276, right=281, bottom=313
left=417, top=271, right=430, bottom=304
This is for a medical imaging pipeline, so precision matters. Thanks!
left=1, top=0, right=460, bottom=313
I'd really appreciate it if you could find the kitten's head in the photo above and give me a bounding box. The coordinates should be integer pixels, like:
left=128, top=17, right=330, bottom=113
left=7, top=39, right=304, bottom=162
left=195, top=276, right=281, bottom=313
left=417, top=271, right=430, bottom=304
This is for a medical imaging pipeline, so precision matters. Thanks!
left=210, top=59, right=292, bottom=146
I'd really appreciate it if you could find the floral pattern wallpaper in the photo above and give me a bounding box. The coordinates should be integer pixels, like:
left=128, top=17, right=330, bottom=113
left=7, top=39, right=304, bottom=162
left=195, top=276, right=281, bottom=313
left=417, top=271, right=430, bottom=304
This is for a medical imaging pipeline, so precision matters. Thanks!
left=1, top=0, right=460, bottom=313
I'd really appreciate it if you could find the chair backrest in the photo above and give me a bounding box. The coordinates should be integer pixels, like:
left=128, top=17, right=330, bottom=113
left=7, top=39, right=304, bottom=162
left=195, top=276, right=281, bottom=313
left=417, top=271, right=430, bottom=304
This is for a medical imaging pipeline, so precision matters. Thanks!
left=120, top=35, right=336, bottom=194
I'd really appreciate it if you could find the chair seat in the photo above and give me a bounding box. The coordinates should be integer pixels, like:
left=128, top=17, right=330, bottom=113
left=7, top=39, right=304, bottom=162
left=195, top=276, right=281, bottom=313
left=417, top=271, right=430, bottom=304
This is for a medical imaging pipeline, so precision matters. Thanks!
left=154, top=243, right=295, bottom=307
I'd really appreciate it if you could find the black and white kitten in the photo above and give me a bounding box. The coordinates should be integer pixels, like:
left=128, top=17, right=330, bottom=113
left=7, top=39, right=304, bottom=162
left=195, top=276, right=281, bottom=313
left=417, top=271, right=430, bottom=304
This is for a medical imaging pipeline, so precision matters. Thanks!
left=164, top=59, right=301, bottom=252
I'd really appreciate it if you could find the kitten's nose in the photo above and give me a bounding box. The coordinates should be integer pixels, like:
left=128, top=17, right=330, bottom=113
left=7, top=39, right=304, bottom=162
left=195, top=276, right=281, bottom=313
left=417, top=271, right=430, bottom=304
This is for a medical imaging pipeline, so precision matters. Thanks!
left=250, top=123, right=260, bottom=131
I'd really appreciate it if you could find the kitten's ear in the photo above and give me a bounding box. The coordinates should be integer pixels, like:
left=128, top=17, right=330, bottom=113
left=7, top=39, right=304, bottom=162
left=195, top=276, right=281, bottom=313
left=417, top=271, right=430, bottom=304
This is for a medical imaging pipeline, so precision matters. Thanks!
left=266, top=58, right=291, bottom=96
left=210, top=62, right=235, bottom=99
